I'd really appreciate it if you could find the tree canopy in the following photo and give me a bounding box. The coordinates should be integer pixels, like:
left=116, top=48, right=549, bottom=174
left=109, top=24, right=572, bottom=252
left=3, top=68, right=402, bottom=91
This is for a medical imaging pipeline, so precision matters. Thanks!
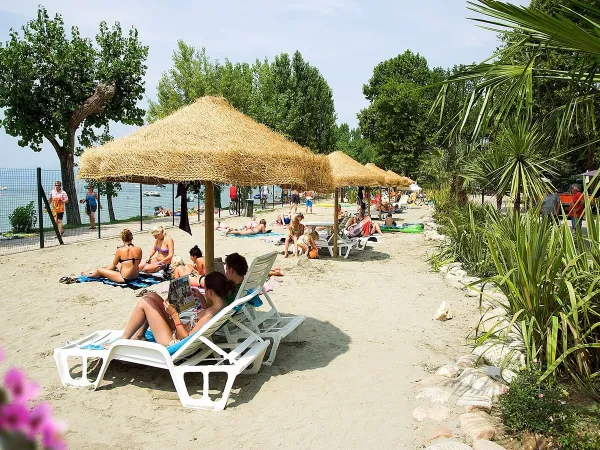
left=0, top=6, right=148, bottom=224
left=148, top=42, right=337, bottom=154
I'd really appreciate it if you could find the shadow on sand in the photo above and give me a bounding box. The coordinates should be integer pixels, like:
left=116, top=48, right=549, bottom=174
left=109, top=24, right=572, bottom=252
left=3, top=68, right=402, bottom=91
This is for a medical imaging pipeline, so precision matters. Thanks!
left=72, top=317, right=350, bottom=409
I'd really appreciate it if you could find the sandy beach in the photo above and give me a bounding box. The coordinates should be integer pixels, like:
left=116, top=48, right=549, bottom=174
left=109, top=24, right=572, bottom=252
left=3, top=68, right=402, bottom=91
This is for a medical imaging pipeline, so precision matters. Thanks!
left=0, top=204, right=478, bottom=449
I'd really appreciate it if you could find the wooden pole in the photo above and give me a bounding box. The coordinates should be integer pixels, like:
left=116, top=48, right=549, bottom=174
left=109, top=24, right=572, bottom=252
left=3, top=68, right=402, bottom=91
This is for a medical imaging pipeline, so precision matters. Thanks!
left=205, top=181, right=215, bottom=274
left=333, top=187, right=339, bottom=258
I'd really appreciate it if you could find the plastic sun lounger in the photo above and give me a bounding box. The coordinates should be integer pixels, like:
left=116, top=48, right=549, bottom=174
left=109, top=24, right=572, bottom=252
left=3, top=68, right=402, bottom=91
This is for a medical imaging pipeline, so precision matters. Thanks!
left=219, top=252, right=306, bottom=365
left=53, top=292, right=269, bottom=411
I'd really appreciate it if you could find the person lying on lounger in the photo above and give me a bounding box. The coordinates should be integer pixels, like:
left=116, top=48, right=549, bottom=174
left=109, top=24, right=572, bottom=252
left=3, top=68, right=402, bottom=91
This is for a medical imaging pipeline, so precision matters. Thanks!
left=139, top=225, right=174, bottom=273
left=82, top=228, right=142, bottom=283
left=345, top=211, right=365, bottom=230
left=225, top=219, right=267, bottom=236
left=346, top=215, right=383, bottom=238
left=122, top=272, right=233, bottom=346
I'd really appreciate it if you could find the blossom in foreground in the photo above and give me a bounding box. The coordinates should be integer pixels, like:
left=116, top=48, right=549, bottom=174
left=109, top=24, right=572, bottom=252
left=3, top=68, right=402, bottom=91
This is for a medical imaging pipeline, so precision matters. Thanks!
left=4, top=367, right=40, bottom=404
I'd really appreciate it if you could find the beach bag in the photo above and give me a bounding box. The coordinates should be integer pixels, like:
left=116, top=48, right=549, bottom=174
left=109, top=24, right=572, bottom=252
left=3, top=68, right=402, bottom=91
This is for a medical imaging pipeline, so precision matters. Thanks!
left=347, top=224, right=362, bottom=238
left=308, top=248, right=318, bottom=259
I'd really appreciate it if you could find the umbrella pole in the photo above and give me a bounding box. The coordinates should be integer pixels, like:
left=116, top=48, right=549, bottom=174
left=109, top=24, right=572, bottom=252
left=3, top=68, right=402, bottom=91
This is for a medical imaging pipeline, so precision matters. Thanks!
left=366, top=187, right=371, bottom=216
left=205, top=181, right=215, bottom=274
left=333, top=187, right=339, bottom=258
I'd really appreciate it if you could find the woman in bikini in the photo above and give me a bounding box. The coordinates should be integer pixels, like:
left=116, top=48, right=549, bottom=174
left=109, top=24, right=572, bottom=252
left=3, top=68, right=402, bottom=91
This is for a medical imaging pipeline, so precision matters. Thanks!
left=172, top=245, right=206, bottom=279
left=83, top=228, right=142, bottom=283
left=283, top=213, right=304, bottom=257
left=225, top=219, right=267, bottom=236
left=139, top=225, right=174, bottom=273
left=121, top=272, right=233, bottom=347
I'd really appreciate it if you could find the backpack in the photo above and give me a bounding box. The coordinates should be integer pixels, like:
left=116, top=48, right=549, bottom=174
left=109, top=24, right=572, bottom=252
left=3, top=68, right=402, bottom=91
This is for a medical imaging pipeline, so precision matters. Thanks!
left=347, top=224, right=362, bottom=238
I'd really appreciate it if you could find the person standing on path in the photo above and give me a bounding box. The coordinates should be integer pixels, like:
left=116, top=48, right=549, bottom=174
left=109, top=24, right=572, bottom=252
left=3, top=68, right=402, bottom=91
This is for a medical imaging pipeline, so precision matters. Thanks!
left=80, top=185, right=101, bottom=229
left=50, top=180, right=68, bottom=236
left=540, top=190, right=561, bottom=223
left=304, top=190, right=314, bottom=214
left=570, top=184, right=585, bottom=230
left=290, top=188, right=300, bottom=215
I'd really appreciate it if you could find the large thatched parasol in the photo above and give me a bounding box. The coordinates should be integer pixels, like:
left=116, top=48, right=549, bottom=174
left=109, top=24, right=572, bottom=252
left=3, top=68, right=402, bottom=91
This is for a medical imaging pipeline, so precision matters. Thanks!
left=386, top=170, right=414, bottom=187
left=78, top=96, right=334, bottom=272
left=326, top=152, right=386, bottom=257
left=364, top=163, right=395, bottom=185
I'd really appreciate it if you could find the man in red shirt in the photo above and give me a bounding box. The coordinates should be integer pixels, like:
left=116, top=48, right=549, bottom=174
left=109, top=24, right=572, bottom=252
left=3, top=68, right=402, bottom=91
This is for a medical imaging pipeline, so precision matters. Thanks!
left=570, top=185, right=585, bottom=230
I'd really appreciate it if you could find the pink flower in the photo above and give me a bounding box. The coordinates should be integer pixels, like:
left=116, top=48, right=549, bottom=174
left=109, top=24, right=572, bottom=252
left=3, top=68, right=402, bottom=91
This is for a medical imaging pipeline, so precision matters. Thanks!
left=0, top=403, right=30, bottom=432
left=41, top=418, right=68, bottom=450
left=27, top=402, right=52, bottom=439
left=4, top=368, right=40, bottom=404
left=538, top=393, right=544, bottom=398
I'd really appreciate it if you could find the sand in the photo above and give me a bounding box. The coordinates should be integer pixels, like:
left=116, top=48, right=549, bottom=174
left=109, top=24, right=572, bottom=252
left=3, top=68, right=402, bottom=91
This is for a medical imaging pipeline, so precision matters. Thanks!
left=0, top=204, right=478, bottom=449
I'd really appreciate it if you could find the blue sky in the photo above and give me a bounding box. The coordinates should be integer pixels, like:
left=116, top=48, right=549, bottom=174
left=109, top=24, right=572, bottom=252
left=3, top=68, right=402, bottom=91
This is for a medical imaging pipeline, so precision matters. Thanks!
left=0, top=0, right=529, bottom=169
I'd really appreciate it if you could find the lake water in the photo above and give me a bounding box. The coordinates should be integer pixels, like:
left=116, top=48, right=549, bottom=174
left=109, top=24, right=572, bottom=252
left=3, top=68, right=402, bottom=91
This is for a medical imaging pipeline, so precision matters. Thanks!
left=0, top=168, right=286, bottom=232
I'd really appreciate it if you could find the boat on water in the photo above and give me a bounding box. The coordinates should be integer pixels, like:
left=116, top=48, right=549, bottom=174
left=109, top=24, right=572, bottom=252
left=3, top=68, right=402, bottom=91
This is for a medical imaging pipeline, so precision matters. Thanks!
left=143, top=191, right=161, bottom=197
left=0, top=186, right=7, bottom=191
left=156, top=184, right=166, bottom=188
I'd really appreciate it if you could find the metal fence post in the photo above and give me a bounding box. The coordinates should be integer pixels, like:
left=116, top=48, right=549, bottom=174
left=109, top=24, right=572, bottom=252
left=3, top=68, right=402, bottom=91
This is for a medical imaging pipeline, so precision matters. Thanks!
left=197, top=191, right=200, bottom=223
left=37, top=168, right=44, bottom=249
left=172, top=183, right=175, bottom=227
left=97, top=194, right=101, bottom=239
left=139, top=183, right=143, bottom=231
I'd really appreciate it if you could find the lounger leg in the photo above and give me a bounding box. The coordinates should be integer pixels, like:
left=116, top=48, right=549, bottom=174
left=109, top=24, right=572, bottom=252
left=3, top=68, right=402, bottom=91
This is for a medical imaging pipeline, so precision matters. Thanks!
left=171, top=367, right=237, bottom=411
left=54, top=350, right=110, bottom=389
left=243, top=344, right=269, bottom=375
left=264, top=335, right=281, bottom=366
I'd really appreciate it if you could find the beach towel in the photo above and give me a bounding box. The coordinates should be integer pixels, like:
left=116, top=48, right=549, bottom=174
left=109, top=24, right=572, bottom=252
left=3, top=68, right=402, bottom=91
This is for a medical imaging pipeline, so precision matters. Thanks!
left=75, top=274, right=163, bottom=290
left=226, top=231, right=281, bottom=238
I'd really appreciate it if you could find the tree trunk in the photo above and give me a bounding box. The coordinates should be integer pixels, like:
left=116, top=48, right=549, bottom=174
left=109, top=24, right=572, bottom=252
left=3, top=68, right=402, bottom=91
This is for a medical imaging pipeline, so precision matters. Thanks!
left=57, top=150, right=81, bottom=226
left=107, top=194, right=116, bottom=222
left=587, top=143, right=596, bottom=171
left=514, top=188, right=521, bottom=214
left=496, top=194, right=503, bottom=212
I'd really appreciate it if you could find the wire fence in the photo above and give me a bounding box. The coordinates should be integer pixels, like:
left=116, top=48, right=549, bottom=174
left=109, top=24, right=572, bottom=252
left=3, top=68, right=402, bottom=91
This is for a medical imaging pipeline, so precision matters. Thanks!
left=0, top=168, right=326, bottom=255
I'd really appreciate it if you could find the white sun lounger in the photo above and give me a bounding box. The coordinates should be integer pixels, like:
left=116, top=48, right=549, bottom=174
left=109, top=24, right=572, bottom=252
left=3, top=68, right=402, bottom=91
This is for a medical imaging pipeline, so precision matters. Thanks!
left=219, top=252, right=306, bottom=365
left=54, top=292, right=269, bottom=411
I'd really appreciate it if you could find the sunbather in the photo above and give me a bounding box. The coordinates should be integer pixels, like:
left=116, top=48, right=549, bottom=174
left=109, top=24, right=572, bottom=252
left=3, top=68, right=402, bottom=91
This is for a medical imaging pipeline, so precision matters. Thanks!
left=172, top=246, right=205, bottom=279
left=275, top=212, right=291, bottom=226
left=283, top=213, right=305, bottom=257
left=225, top=219, right=267, bottom=236
left=345, top=211, right=365, bottom=230
left=384, top=213, right=396, bottom=227
left=139, top=225, right=174, bottom=273
left=82, top=228, right=142, bottom=283
left=122, top=272, right=233, bottom=347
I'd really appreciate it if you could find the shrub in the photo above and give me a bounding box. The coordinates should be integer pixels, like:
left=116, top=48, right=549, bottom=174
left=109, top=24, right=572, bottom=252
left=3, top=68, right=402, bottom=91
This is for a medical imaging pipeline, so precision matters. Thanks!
left=8, top=202, right=37, bottom=233
left=500, top=367, right=571, bottom=434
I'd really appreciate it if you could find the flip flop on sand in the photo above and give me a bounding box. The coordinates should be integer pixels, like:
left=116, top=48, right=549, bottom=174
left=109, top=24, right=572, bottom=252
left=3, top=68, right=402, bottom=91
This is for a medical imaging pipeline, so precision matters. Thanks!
left=135, top=288, right=151, bottom=297
left=59, top=276, right=79, bottom=284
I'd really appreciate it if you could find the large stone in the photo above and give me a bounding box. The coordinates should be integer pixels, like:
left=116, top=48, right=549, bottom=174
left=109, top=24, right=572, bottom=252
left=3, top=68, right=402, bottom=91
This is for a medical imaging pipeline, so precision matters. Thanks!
left=480, top=365, right=516, bottom=384
left=445, top=273, right=465, bottom=290
left=473, top=441, right=506, bottom=450
left=425, top=441, right=472, bottom=450
left=439, top=264, right=450, bottom=276
left=472, top=343, right=526, bottom=372
left=449, top=268, right=468, bottom=278
left=456, top=368, right=505, bottom=403
left=416, top=387, right=454, bottom=404
left=456, top=354, right=478, bottom=368
left=412, top=405, right=451, bottom=422
left=433, top=301, right=453, bottom=321
left=436, top=364, right=461, bottom=378
left=459, top=413, right=496, bottom=440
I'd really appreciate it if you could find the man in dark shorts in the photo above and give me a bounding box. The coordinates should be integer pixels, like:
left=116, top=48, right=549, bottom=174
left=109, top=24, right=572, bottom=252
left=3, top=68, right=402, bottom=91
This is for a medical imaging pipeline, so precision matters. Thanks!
left=290, top=188, right=300, bottom=215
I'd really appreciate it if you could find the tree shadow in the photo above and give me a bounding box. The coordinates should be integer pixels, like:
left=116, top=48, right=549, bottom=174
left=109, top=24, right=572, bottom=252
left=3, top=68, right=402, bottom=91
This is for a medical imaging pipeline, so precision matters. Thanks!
left=70, top=317, right=349, bottom=409
left=327, top=249, right=390, bottom=262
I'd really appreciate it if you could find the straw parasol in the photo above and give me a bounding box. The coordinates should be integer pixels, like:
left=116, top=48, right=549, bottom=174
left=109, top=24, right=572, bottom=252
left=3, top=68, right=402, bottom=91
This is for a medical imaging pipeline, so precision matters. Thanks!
left=386, top=170, right=414, bottom=187
left=327, top=152, right=386, bottom=187
left=326, top=152, right=386, bottom=257
left=364, top=163, right=395, bottom=185
left=78, top=96, right=334, bottom=272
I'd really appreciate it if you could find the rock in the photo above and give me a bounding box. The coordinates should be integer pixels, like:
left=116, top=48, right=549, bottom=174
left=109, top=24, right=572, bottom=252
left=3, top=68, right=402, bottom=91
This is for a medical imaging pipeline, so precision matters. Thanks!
left=480, top=365, right=516, bottom=384
left=521, top=431, right=551, bottom=450
left=472, top=343, right=526, bottom=372
left=438, top=264, right=450, bottom=276
left=473, top=441, right=506, bottom=450
left=456, top=354, right=478, bottom=368
left=456, top=368, right=505, bottom=405
left=459, top=412, right=496, bottom=440
left=466, top=404, right=492, bottom=414
left=449, top=268, right=467, bottom=278
left=416, top=387, right=455, bottom=404
left=445, top=273, right=465, bottom=290
left=447, top=262, right=463, bottom=271
left=412, top=405, right=451, bottom=422
left=425, top=426, right=453, bottom=442
left=477, top=308, right=510, bottom=336
left=425, top=441, right=472, bottom=450
left=436, top=364, right=461, bottom=378
left=433, top=301, right=453, bottom=321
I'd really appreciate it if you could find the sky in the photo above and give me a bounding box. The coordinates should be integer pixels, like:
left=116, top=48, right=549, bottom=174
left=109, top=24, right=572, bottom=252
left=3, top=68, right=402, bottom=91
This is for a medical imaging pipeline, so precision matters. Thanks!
left=0, top=0, right=529, bottom=169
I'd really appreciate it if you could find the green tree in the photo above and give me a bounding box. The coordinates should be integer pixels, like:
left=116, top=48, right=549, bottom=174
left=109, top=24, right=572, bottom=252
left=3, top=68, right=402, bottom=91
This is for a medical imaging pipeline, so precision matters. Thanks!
left=0, top=6, right=148, bottom=225
left=358, top=50, right=444, bottom=176
left=148, top=44, right=337, bottom=153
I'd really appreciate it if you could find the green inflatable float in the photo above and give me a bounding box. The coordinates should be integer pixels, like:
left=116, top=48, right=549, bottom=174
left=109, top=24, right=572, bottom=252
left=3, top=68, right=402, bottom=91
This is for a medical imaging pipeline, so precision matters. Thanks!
left=381, top=223, right=424, bottom=233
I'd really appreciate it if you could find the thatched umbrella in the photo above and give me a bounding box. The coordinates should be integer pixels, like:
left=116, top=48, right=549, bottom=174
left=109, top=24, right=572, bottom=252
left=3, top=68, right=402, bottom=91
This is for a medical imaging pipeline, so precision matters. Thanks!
left=326, top=152, right=386, bottom=257
left=79, top=96, right=334, bottom=272
left=363, top=163, right=396, bottom=215
left=385, top=170, right=413, bottom=202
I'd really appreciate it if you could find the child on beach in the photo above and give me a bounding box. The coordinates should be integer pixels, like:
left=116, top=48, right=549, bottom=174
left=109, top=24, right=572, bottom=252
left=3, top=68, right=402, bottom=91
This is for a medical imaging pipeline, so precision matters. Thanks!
left=297, top=230, right=319, bottom=257
left=283, top=213, right=304, bottom=257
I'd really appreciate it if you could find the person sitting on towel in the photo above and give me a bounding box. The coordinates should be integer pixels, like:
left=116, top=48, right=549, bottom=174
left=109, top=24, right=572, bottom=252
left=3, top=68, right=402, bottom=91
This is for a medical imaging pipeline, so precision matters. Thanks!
left=384, top=213, right=396, bottom=227
left=122, top=272, right=232, bottom=346
left=172, top=245, right=206, bottom=279
left=139, top=225, right=174, bottom=273
left=82, top=228, right=142, bottom=283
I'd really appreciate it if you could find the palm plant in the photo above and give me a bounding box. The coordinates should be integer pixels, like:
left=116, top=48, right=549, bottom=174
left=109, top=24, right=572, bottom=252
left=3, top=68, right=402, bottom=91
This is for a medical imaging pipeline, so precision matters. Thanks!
left=433, top=0, right=600, bottom=143
left=466, top=143, right=510, bottom=211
